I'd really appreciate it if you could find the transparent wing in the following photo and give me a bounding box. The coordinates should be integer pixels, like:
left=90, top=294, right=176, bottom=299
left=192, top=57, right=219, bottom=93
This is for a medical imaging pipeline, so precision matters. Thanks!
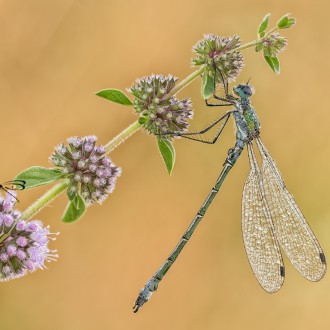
left=242, top=143, right=285, bottom=293
left=2, top=180, right=26, bottom=190
left=256, top=137, right=326, bottom=281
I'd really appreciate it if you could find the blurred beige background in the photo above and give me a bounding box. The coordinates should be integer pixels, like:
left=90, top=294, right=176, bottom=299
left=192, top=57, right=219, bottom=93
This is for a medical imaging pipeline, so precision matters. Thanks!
left=1, top=1, right=330, bottom=329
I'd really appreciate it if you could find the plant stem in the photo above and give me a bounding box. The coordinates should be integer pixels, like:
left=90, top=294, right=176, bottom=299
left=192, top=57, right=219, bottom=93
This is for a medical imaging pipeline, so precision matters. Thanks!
left=168, top=65, right=207, bottom=97
left=267, top=27, right=279, bottom=35
left=105, top=120, right=142, bottom=154
left=225, top=29, right=277, bottom=54
left=231, top=40, right=258, bottom=53
left=20, top=181, right=68, bottom=221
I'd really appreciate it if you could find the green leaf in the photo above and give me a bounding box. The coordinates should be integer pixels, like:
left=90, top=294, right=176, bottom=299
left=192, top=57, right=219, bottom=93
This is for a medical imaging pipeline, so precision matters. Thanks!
left=281, top=17, right=296, bottom=29
left=264, top=55, right=280, bottom=74
left=15, top=166, right=64, bottom=189
left=277, top=14, right=296, bottom=29
left=62, top=194, right=86, bottom=223
left=258, top=13, right=270, bottom=35
left=138, top=116, right=147, bottom=125
left=277, top=14, right=289, bottom=28
left=95, top=88, right=133, bottom=106
left=201, top=72, right=215, bottom=100
left=157, top=138, right=176, bottom=175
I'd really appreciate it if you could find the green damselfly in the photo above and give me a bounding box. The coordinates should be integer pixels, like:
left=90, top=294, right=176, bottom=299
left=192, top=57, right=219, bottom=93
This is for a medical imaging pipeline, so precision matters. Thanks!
left=133, top=74, right=326, bottom=312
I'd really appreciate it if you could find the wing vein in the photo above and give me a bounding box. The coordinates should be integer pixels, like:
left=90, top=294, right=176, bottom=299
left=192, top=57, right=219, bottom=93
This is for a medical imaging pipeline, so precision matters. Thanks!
left=255, top=137, right=326, bottom=281
left=242, top=143, right=284, bottom=293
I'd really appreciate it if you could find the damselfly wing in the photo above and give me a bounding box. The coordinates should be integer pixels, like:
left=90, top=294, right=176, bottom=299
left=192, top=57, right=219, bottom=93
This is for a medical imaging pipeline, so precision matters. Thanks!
left=0, top=180, right=26, bottom=202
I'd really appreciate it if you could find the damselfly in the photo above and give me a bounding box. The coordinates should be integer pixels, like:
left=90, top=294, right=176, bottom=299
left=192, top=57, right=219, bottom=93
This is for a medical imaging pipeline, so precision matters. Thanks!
left=133, top=73, right=326, bottom=312
left=0, top=180, right=26, bottom=202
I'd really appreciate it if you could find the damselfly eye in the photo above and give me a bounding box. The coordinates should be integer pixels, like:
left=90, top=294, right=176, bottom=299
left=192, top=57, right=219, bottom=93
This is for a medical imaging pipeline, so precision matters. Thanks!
left=242, top=84, right=253, bottom=97
left=233, top=84, right=253, bottom=98
left=233, top=84, right=242, bottom=96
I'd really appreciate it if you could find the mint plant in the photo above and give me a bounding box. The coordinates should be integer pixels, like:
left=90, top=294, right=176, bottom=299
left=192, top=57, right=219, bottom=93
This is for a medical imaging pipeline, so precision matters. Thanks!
left=0, top=13, right=295, bottom=281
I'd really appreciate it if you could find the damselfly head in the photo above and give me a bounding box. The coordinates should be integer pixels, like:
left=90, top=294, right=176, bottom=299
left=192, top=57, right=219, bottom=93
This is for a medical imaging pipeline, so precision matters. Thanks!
left=233, top=84, right=254, bottom=99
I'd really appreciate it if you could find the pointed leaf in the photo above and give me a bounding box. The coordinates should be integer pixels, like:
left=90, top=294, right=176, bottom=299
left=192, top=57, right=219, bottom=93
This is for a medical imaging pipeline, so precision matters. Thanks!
left=271, top=57, right=280, bottom=74
left=285, top=18, right=296, bottom=29
left=62, top=194, right=86, bottom=223
left=264, top=55, right=280, bottom=74
left=279, top=17, right=296, bottom=29
left=277, top=14, right=289, bottom=28
left=95, top=89, right=133, bottom=106
left=15, top=166, right=64, bottom=189
left=157, top=138, right=176, bottom=175
left=258, top=13, right=270, bottom=35
left=201, top=72, right=215, bottom=100
left=277, top=14, right=296, bottom=29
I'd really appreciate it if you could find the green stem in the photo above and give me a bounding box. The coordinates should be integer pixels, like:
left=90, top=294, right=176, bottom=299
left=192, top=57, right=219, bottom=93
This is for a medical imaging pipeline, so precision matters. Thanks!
left=20, top=181, right=68, bottom=221
left=267, top=27, right=279, bottom=35
left=105, top=120, right=142, bottom=154
left=226, top=28, right=279, bottom=54
left=168, top=65, right=207, bottom=97
left=231, top=40, right=258, bottom=53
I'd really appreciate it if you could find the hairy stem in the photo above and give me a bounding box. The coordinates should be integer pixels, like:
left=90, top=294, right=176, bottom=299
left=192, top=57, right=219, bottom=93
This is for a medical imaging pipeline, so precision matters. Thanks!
left=105, top=120, right=142, bottom=154
left=168, top=65, right=207, bottom=97
left=21, top=181, right=68, bottom=221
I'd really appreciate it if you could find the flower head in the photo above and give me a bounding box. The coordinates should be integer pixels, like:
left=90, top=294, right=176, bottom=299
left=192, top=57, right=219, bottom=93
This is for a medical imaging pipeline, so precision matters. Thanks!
left=50, top=135, right=121, bottom=205
left=255, top=32, right=287, bottom=57
left=192, top=34, right=243, bottom=83
left=128, top=75, right=193, bottom=136
left=0, top=193, right=58, bottom=281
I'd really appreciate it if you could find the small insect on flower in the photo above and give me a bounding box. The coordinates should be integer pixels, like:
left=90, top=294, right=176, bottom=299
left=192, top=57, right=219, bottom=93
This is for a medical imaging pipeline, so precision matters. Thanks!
left=0, top=192, right=59, bottom=281
left=50, top=135, right=121, bottom=206
left=0, top=180, right=26, bottom=202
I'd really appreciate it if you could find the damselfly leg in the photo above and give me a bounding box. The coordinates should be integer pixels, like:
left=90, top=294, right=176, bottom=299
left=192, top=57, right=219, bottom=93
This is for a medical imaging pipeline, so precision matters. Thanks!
left=160, top=68, right=236, bottom=144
